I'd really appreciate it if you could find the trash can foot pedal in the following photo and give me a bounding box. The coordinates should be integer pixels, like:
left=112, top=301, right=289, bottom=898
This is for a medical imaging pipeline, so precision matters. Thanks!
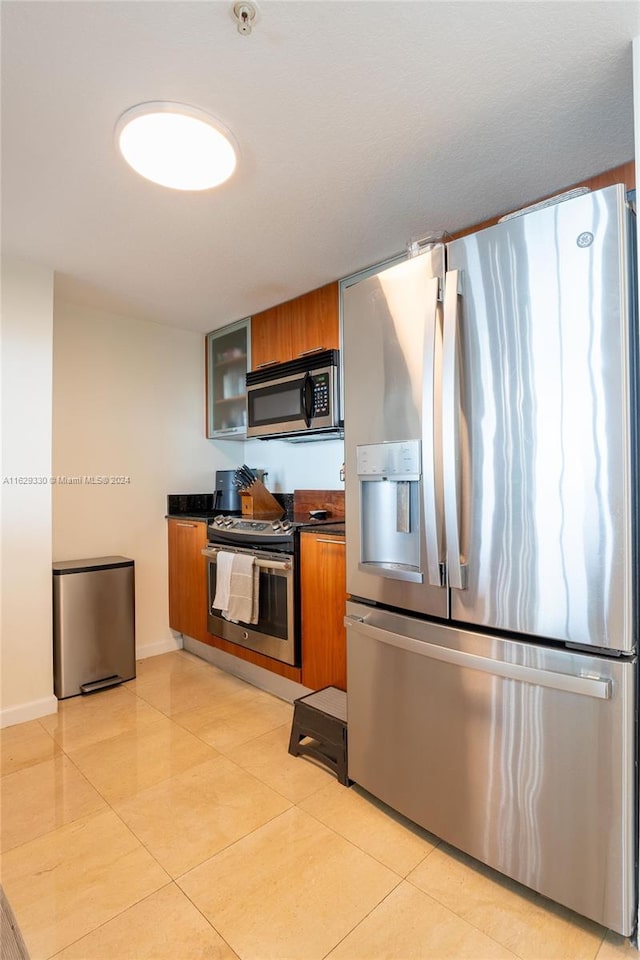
left=80, top=675, right=124, bottom=695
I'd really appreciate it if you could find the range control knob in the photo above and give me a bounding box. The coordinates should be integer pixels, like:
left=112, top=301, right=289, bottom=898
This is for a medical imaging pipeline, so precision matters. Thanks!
left=214, top=516, right=224, bottom=525
left=224, top=517, right=234, bottom=527
left=281, top=519, right=292, bottom=531
left=271, top=521, right=281, bottom=531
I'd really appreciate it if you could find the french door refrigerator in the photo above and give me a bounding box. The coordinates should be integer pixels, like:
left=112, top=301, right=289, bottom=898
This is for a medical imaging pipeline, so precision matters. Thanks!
left=342, top=184, right=637, bottom=936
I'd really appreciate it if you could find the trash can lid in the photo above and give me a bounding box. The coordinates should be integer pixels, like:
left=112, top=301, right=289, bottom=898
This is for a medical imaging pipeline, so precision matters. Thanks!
left=52, top=556, right=134, bottom=575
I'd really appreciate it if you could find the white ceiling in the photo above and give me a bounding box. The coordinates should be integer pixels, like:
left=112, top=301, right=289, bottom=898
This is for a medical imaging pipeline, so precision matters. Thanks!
left=2, top=1, right=638, bottom=333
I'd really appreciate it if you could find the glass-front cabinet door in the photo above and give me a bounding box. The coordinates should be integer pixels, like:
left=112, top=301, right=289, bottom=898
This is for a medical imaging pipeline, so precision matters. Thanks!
left=205, top=317, right=251, bottom=439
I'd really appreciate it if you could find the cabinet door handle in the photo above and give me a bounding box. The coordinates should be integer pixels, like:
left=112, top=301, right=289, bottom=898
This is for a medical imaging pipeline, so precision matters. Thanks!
left=316, top=538, right=345, bottom=545
left=297, top=346, right=325, bottom=357
left=255, top=359, right=280, bottom=369
left=176, top=522, right=197, bottom=528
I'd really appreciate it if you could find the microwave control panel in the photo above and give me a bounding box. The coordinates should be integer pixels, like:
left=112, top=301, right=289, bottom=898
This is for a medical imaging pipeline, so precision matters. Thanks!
left=312, top=373, right=330, bottom=415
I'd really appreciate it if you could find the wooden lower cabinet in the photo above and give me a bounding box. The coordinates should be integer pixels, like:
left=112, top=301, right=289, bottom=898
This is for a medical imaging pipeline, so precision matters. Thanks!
left=300, top=531, right=347, bottom=690
left=167, top=518, right=209, bottom=643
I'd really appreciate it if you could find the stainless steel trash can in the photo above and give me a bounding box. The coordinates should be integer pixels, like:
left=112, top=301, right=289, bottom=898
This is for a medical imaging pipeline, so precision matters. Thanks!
left=53, top=556, right=136, bottom=699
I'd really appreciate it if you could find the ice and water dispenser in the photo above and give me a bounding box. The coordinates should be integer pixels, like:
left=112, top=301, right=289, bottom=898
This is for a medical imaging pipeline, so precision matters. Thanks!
left=357, top=439, right=423, bottom=582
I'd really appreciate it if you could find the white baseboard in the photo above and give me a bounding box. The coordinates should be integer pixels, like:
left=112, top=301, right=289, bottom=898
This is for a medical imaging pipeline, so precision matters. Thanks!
left=136, top=634, right=183, bottom=661
left=0, top=694, right=58, bottom=729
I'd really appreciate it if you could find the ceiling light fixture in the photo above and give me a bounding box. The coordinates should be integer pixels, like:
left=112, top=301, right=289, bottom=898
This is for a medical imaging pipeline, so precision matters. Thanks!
left=115, top=102, right=237, bottom=191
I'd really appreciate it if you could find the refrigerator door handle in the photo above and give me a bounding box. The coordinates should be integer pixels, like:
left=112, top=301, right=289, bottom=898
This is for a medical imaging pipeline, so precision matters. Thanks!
left=344, top=615, right=612, bottom=700
left=442, top=269, right=467, bottom=589
left=422, top=275, right=445, bottom=586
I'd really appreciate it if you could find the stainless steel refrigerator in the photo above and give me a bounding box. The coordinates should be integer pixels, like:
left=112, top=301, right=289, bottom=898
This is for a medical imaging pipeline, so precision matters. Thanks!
left=342, top=184, right=637, bottom=936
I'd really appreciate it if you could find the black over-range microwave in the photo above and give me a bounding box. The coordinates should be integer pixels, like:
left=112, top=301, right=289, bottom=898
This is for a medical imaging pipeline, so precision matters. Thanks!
left=246, top=349, right=343, bottom=441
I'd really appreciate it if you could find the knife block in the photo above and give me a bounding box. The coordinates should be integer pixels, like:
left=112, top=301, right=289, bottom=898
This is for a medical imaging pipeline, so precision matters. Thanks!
left=240, top=480, right=285, bottom=520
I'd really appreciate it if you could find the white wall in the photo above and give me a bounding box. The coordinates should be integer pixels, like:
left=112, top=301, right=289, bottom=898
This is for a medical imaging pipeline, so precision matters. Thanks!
left=51, top=300, right=345, bottom=666
left=52, top=301, right=231, bottom=658
left=1, top=258, right=57, bottom=726
left=244, top=437, right=344, bottom=493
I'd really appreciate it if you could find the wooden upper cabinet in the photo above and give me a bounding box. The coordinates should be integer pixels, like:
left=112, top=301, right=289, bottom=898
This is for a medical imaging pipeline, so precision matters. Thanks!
left=289, top=282, right=339, bottom=360
left=205, top=318, right=250, bottom=439
left=250, top=281, right=339, bottom=371
left=250, top=304, right=291, bottom=370
left=449, top=161, right=636, bottom=242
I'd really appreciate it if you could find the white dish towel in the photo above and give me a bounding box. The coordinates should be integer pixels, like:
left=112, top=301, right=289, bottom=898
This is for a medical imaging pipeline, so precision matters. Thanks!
left=213, top=551, right=233, bottom=613
left=213, top=551, right=259, bottom=625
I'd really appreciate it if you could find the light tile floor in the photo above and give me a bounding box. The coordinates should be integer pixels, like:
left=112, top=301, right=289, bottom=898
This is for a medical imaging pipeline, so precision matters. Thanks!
left=0, top=650, right=635, bottom=960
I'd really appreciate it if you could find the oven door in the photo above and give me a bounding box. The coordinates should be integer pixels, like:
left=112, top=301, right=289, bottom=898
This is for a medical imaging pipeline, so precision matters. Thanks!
left=246, top=369, right=317, bottom=439
left=202, top=545, right=299, bottom=665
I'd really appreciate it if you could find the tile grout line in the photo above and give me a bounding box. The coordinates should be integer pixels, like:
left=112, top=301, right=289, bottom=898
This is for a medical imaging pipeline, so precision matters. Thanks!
left=39, top=881, right=177, bottom=960
left=124, top=673, right=437, bottom=896
left=404, top=878, right=525, bottom=960
left=177, top=883, right=242, bottom=960
left=318, top=875, right=405, bottom=960
left=7, top=655, right=616, bottom=960
left=401, top=867, right=608, bottom=960
left=137, top=661, right=615, bottom=959
left=73, top=678, right=304, bottom=887
left=19, top=663, right=343, bottom=958
left=145, top=654, right=411, bottom=957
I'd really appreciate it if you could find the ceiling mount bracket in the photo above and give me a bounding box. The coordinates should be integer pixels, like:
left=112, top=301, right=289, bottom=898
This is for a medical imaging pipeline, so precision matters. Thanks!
left=233, top=2, right=258, bottom=35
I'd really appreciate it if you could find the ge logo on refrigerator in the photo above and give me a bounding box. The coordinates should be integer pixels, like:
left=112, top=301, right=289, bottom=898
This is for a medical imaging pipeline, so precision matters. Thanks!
left=576, top=231, right=594, bottom=248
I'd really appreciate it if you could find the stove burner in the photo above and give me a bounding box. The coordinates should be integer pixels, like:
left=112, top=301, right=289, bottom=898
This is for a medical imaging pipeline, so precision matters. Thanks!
left=212, top=515, right=293, bottom=534
left=207, top=515, right=298, bottom=551
left=207, top=513, right=340, bottom=551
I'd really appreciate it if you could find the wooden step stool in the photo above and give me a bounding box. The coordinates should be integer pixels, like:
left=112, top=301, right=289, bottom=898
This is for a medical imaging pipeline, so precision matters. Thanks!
left=288, top=686, right=351, bottom=786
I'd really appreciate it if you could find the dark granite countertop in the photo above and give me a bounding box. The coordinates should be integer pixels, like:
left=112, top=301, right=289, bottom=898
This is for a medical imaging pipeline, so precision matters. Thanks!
left=166, top=512, right=216, bottom=522
left=167, top=493, right=217, bottom=518
left=166, top=491, right=294, bottom=524
left=300, top=522, right=345, bottom=536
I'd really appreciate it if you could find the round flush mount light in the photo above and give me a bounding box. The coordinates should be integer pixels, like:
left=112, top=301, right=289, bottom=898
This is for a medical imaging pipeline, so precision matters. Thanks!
left=115, top=102, right=237, bottom=191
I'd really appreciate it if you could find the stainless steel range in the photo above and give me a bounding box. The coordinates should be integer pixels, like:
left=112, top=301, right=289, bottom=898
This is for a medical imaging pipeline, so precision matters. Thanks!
left=202, top=515, right=300, bottom=665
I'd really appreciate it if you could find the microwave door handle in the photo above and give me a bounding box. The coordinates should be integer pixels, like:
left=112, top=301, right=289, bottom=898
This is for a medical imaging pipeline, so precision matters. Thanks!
left=301, top=372, right=315, bottom=427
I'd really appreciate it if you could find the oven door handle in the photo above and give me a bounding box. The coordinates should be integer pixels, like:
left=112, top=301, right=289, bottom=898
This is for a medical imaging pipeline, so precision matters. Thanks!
left=201, top=546, right=292, bottom=571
